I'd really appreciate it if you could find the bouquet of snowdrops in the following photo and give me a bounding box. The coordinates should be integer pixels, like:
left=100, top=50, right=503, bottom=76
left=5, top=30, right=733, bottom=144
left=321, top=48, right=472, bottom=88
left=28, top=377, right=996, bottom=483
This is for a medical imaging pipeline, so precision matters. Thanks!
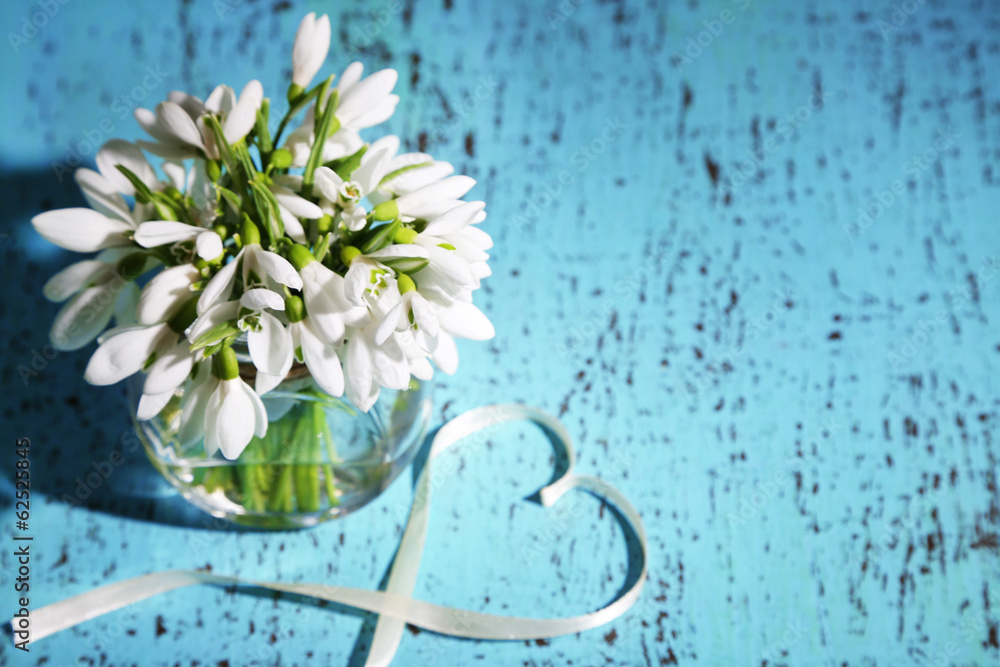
left=32, top=12, right=494, bottom=463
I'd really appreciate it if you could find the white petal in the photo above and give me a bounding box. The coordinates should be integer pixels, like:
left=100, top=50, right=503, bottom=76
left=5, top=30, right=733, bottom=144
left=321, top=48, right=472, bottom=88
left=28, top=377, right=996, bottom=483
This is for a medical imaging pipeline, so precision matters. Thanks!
left=223, top=80, right=263, bottom=143
left=313, top=166, right=345, bottom=202
left=255, top=371, right=286, bottom=396
left=292, top=13, right=331, bottom=88
left=134, top=139, right=197, bottom=160
left=135, top=107, right=177, bottom=144
left=49, top=285, right=117, bottom=351
left=252, top=248, right=303, bottom=290
left=143, top=345, right=193, bottom=395
left=243, top=380, right=269, bottom=438
left=301, top=319, right=344, bottom=397
left=345, top=332, right=376, bottom=409
left=383, top=161, right=454, bottom=196
left=280, top=206, right=307, bottom=243
left=346, top=95, right=399, bottom=130
left=301, top=262, right=369, bottom=343
left=270, top=184, right=323, bottom=218
left=336, top=69, right=398, bottom=126
left=186, top=300, right=240, bottom=343
left=371, top=333, right=409, bottom=390
left=393, top=176, right=476, bottom=218
left=83, top=324, right=169, bottom=386
left=157, top=101, right=205, bottom=148
left=96, top=140, right=156, bottom=196
left=366, top=244, right=429, bottom=261
left=113, top=281, right=141, bottom=327
left=437, top=301, right=495, bottom=340
left=197, top=251, right=242, bottom=315
left=178, top=369, right=215, bottom=449
left=43, top=260, right=112, bottom=303
left=248, top=311, right=292, bottom=378
left=240, top=288, right=285, bottom=312
left=375, top=302, right=403, bottom=345
left=204, top=84, right=236, bottom=115
left=422, top=201, right=486, bottom=236
left=167, top=90, right=205, bottom=119
left=137, top=263, right=200, bottom=325
left=195, top=231, right=223, bottom=260
left=134, top=220, right=201, bottom=248
left=161, top=161, right=187, bottom=191
left=74, top=168, right=132, bottom=222
left=136, top=390, right=174, bottom=421
left=431, top=331, right=459, bottom=374
left=336, top=62, right=364, bottom=95
left=352, top=144, right=390, bottom=195
left=32, top=208, right=133, bottom=253
left=410, top=293, right=439, bottom=338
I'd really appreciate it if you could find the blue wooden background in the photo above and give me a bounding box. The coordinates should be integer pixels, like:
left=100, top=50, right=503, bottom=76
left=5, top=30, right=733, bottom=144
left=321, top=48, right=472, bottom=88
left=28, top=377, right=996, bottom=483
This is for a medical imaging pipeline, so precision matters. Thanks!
left=2, top=0, right=999, bottom=665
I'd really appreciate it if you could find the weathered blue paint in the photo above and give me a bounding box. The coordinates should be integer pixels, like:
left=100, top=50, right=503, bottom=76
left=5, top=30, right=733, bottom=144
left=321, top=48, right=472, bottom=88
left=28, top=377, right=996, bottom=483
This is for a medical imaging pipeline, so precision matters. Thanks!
left=1, top=0, right=998, bottom=665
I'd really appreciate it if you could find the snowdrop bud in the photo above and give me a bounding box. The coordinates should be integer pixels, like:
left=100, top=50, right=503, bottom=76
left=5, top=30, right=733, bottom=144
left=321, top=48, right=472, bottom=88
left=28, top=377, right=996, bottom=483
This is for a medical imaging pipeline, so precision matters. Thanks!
left=271, top=148, right=292, bottom=169
left=116, top=253, right=148, bottom=281
left=287, top=244, right=316, bottom=270
left=397, top=273, right=416, bottom=294
left=340, top=245, right=362, bottom=265
left=167, top=298, right=200, bottom=333
left=317, top=214, right=333, bottom=234
left=394, top=227, right=418, bottom=245
left=291, top=12, right=331, bottom=90
left=212, top=346, right=240, bottom=381
left=373, top=200, right=398, bottom=221
left=206, top=160, right=221, bottom=182
left=241, top=218, right=261, bottom=246
left=285, top=295, right=305, bottom=322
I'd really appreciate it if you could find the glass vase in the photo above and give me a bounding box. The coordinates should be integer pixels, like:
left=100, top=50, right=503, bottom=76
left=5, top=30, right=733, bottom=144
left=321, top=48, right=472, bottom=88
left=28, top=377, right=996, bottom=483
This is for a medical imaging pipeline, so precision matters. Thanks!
left=128, top=360, right=432, bottom=530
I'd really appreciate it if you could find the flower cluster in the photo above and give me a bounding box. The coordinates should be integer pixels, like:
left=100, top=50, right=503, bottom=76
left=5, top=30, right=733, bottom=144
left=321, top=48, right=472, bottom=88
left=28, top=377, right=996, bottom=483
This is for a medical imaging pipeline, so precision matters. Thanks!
left=33, top=13, right=493, bottom=460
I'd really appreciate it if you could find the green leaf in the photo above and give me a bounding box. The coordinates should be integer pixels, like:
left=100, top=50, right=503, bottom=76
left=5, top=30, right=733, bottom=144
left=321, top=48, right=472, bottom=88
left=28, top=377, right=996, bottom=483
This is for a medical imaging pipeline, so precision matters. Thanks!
left=190, top=321, right=241, bottom=352
left=249, top=179, right=284, bottom=244
left=301, top=89, right=342, bottom=198
left=256, top=99, right=272, bottom=154
left=359, top=218, right=401, bottom=254
left=379, top=256, right=430, bottom=273
left=313, top=232, right=334, bottom=264
left=216, top=185, right=243, bottom=213
left=324, top=144, right=368, bottom=181
left=115, top=165, right=155, bottom=203
left=379, top=161, right=433, bottom=186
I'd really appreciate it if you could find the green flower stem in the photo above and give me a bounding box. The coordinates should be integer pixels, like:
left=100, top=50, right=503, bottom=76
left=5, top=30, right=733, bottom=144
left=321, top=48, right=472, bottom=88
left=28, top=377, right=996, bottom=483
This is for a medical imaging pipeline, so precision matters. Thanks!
left=315, top=402, right=340, bottom=507
left=293, top=406, right=321, bottom=513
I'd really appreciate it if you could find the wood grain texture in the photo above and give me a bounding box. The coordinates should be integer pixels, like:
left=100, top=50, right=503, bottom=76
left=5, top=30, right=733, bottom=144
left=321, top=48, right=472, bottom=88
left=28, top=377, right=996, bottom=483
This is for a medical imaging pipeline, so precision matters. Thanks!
left=0, top=0, right=998, bottom=665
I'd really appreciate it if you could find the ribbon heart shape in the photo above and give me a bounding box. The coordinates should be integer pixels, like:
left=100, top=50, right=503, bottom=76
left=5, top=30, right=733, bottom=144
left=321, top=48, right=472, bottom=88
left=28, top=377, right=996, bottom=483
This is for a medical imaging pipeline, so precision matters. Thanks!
left=13, top=404, right=649, bottom=666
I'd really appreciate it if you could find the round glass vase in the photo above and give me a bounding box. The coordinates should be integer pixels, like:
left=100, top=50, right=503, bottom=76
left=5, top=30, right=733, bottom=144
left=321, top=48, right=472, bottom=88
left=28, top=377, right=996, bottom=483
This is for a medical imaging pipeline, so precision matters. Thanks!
left=129, top=361, right=432, bottom=530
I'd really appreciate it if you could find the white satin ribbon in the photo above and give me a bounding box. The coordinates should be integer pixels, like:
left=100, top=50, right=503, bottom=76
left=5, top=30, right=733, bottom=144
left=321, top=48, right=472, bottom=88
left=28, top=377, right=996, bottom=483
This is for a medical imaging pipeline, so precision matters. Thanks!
left=13, top=404, right=648, bottom=666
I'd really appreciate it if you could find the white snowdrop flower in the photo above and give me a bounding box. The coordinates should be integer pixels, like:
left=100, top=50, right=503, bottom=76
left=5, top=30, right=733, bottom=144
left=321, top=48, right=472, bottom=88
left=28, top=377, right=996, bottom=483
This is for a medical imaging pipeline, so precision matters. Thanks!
left=136, top=263, right=202, bottom=325
left=197, top=221, right=303, bottom=315
left=238, top=288, right=294, bottom=395
left=313, top=142, right=392, bottom=228
left=32, top=208, right=135, bottom=254
left=341, top=243, right=429, bottom=307
left=375, top=274, right=439, bottom=354
left=73, top=140, right=159, bottom=225
left=291, top=12, right=331, bottom=89
left=333, top=63, right=400, bottom=131
left=280, top=247, right=367, bottom=349
left=135, top=81, right=263, bottom=159
left=285, top=295, right=345, bottom=398
left=42, top=250, right=149, bottom=351
left=202, top=347, right=268, bottom=460
left=344, top=322, right=411, bottom=413
left=134, top=221, right=224, bottom=261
